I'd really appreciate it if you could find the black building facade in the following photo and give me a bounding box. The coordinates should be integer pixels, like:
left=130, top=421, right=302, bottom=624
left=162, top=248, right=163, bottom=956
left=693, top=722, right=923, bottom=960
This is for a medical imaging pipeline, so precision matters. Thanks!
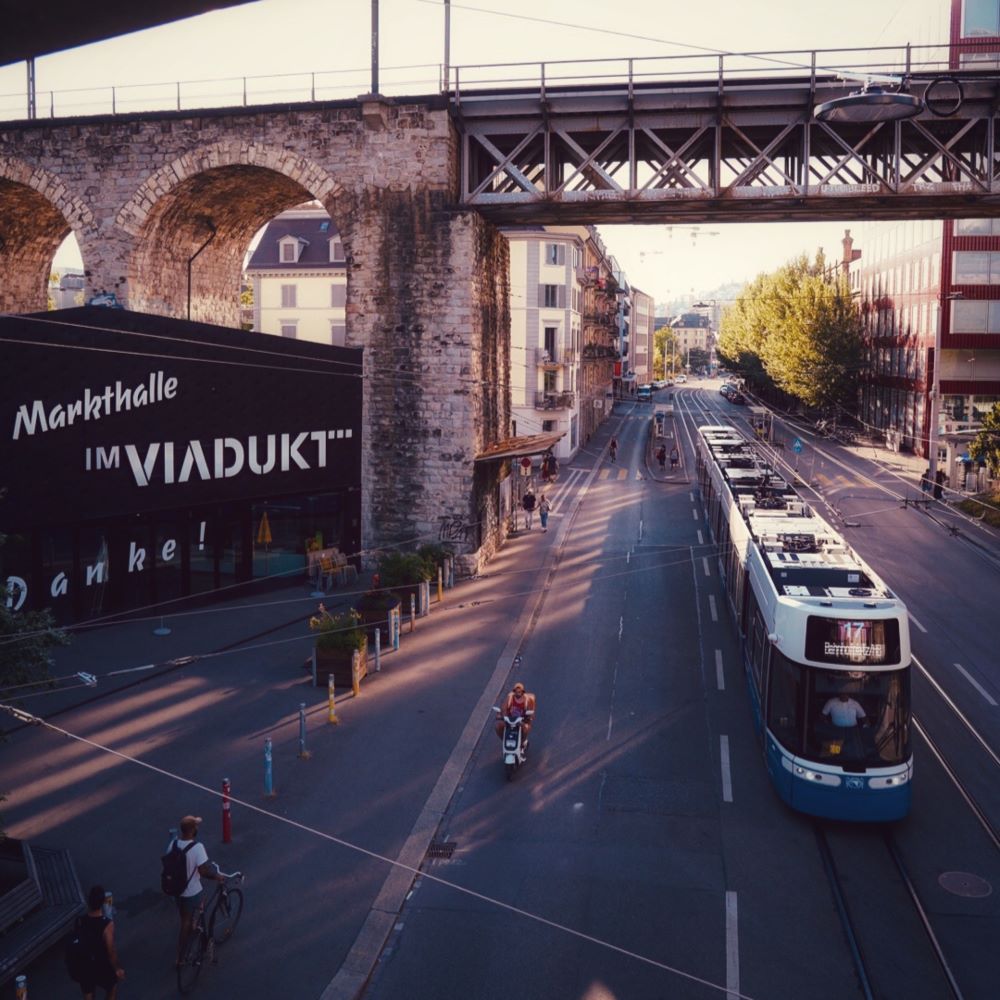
left=1, top=308, right=362, bottom=623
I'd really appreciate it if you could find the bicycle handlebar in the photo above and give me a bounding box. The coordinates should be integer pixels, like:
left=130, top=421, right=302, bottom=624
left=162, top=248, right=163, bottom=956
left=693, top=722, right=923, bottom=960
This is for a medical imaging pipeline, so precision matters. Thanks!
left=210, top=863, right=244, bottom=881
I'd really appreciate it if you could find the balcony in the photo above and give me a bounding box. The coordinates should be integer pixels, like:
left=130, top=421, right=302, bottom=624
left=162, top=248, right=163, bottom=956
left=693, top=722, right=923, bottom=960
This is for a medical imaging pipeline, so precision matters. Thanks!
left=534, top=391, right=576, bottom=410
left=536, top=348, right=575, bottom=366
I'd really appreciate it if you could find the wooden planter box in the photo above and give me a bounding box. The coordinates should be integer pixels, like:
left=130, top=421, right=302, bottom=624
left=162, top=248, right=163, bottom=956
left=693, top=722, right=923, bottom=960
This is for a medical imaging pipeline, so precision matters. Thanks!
left=356, top=596, right=403, bottom=640
left=312, top=638, right=367, bottom=688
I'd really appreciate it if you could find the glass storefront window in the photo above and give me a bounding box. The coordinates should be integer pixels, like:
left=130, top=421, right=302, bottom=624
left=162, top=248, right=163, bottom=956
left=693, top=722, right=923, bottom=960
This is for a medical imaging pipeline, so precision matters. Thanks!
left=956, top=217, right=993, bottom=235
left=39, top=528, right=74, bottom=622
left=78, top=526, right=112, bottom=618
left=154, top=518, right=184, bottom=605
left=189, top=511, right=216, bottom=596
left=1, top=531, right=34, bottom=615
left=953, top=299, right=989, bottom=332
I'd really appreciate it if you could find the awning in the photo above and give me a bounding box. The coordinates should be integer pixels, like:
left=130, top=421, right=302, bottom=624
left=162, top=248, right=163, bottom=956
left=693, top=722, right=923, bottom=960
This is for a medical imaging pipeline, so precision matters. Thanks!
left=474, top=432, right=565, bottom=463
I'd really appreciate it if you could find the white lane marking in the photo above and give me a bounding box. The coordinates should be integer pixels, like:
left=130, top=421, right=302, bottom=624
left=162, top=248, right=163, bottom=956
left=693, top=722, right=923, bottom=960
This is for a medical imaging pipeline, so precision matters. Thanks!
left=626, top=549, right=630, bottom=564
left=720, top=735, right=733, bottom=802
left=639, top=519, right=643, bottom=540
left=726, top=891, right=740, bottom=1000
left=715, top=649, right=725, bottom=691
left=689, top=492, right=695, bottom=502
left=908, top=611, right=927, bottom=634
left=702, top=557, right=710, bottom=577
left=954, top=663, right=998, bottom=706
left=697, top=530, right=704, bottom=545
left=618, top=616, right=624, bottom=642
left=692, top=508, right=698, bottom=520
left=708, top=595, right=718, bottom=622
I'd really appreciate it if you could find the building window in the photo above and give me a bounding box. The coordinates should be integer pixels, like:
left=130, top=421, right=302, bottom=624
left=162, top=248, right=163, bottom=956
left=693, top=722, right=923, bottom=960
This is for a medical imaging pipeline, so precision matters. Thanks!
left=545, top=243, right=565, bottom=265
left=280, top=322, right=297, bottom=338
left=331, top=283, right=347, bottom=308
left=543, top=371, right=557, bottom=392
left=329, top=238, right=346, bottom=263
left=281, top=284, right=297, bottom=307
left=964, top=0, right=1000, bottom=37
left=541, top=284, right=561, bottom=308
left=956, top=218, right=995, bottom=236
left=330, top=322, right=347, bottom=346
left=952, top=299, right=1000, bottom=333
left=280, top=241, right=298, bottom=263
left=542, top=420, right=555, bottom=432
left=544, top=326, right=557, bottom=358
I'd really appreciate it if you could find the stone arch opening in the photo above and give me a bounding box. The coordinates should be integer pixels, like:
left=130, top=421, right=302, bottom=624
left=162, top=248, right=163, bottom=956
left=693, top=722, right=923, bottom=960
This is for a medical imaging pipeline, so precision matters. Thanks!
left=0, top=160, right=92, bottom=314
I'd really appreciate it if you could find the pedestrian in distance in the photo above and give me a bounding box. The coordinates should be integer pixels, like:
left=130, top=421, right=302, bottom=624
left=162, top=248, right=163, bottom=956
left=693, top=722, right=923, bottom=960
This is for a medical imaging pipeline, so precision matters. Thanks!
left=67, top=885, right=124, bottom=999
left=609, top=436, right=618, bottom=462
left=538, top=494, right=551, bottom=531
left=920, top=468, right=931, bottom=494
left=522, top=487, right=536, bottom=529
left=168, top=815, right=225, bottom=967
left=933, top=469, right=946, bottom=500
left=656, top=445, right=666, bottom=470
left=669, top=446, right=679, bottom=470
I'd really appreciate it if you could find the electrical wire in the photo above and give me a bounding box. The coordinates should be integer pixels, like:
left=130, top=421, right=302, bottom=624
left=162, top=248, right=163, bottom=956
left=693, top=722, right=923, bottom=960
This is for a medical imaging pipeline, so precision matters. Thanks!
left=0, top=701, right=756, bottom=999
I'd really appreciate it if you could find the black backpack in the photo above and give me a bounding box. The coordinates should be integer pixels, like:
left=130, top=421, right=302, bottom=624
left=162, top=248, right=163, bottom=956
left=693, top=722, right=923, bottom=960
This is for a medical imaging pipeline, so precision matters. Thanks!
left=160, top=838, right=196, bottom=896
left=65, top=916, right=105, bottom=984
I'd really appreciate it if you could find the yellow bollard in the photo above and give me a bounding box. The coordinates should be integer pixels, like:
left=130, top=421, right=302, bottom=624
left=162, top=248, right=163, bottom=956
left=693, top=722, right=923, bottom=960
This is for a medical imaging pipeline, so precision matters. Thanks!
left=327, top=675, right=339, bottom=724
left=351, top=650, right=361, bottom=697
left=437, top=566, right=443, bottom=603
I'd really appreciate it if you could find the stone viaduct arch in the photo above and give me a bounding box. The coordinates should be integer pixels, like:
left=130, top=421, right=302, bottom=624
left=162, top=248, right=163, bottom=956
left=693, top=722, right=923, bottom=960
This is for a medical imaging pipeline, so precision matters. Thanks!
left=0, top=100, right=511, bottom=570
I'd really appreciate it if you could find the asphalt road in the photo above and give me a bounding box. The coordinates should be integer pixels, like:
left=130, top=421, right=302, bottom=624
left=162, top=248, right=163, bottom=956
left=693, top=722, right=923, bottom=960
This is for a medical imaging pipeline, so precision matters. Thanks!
left=3, top=384, right=998, bottom=1000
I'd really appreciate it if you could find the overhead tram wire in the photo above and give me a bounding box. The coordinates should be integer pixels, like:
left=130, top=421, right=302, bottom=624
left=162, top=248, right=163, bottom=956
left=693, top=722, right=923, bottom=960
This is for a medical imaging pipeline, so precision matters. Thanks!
left=420, top=0, right=905, bottom=80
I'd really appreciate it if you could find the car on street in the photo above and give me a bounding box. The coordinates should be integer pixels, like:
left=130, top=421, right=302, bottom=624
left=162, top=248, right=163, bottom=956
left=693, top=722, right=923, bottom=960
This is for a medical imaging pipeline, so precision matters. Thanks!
left=637, top=384, right=652, bottom=401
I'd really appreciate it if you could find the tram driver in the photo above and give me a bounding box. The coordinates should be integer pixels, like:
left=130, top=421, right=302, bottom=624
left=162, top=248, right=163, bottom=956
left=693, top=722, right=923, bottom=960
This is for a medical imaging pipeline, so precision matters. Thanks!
left=821, top=692, right=868, bottom=728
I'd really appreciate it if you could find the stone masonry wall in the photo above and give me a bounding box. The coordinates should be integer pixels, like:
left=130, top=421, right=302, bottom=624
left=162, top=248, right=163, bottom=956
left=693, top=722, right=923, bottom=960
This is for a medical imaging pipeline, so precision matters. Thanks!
left=0, top=98, right=511, bottom=569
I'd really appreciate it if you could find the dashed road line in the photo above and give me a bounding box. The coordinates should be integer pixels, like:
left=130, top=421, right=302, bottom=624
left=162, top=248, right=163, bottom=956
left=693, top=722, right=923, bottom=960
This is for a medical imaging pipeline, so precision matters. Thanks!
left=720, top=735, right=733, bottom=802
left=954, top=663, right=998, bottom=706
left=715, top=649, right=725, bottom=691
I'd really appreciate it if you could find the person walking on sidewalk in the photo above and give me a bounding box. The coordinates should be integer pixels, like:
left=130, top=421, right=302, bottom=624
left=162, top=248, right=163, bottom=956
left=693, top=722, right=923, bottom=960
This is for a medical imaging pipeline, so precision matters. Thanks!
left=609, top=436, right=618, bottom=462
left=69, top=885, right=125, bottom=999
left=538, top=494, right=551, bottom=531
left=171, top=815, right=225, bottom=967
left=522, top=487, right=537, bottom=529
left=656, top=445, right=666, bottom=470
left=669, top=446, right=679, bottom=470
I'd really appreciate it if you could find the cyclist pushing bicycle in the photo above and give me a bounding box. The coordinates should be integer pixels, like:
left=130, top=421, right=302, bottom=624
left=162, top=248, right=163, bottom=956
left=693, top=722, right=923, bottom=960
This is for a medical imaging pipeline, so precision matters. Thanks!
left=171, top=815, right=227, bottom=966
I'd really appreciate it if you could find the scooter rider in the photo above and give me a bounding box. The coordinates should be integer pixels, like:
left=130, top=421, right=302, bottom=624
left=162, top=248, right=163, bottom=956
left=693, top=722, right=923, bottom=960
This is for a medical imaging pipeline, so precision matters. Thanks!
left=495, top=683, right=536, bottom=746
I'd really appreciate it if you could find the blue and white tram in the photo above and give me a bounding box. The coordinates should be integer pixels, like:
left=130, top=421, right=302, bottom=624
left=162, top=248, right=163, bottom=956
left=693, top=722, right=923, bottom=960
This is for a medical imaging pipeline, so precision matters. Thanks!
left=695, top=425, right=912, bottom=822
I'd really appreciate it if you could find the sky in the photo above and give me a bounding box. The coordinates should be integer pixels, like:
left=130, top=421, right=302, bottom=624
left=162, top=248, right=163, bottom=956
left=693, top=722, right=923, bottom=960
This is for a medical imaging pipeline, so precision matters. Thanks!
left=0, top=0, right=952, bottom=307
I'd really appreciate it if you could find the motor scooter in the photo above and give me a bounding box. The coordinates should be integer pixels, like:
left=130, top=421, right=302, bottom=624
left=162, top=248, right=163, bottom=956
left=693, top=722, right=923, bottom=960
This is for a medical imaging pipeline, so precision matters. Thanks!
left=492, top=708, right=533, bottom=781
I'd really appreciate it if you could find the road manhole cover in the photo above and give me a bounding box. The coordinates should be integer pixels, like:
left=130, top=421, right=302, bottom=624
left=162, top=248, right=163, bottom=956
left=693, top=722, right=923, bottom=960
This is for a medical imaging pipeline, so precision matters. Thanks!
left=938, top=871, right=992, bottom=898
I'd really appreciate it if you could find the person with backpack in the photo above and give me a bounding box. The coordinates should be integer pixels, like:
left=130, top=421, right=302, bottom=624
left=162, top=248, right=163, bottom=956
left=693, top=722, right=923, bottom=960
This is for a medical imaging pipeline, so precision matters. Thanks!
left=164, top=814, right=224, bottom=966
left=66, top=884, right=124, bottom=999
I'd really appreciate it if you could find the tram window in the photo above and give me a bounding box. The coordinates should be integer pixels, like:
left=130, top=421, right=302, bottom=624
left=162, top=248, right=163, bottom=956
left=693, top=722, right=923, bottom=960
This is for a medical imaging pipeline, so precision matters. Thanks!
left=805, top=669, right=910, bottom=767
left=767, top=650, right=802, bottom=754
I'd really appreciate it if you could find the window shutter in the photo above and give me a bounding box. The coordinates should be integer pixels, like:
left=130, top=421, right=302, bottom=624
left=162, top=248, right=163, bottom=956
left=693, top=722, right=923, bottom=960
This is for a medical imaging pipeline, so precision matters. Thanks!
left=558, top=286, right=566, bottom=308
left=557, top=245, right=566, bottom=265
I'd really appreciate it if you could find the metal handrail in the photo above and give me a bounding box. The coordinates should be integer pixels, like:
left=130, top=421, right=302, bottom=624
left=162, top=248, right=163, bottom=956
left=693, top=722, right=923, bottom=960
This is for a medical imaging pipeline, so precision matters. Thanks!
left=0, top=43, right=964, bottom=124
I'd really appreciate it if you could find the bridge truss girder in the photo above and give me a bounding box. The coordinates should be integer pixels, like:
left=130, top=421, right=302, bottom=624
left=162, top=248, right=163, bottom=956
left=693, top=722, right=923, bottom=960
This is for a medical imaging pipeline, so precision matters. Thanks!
left=454, top=74, right=1000, bottom=224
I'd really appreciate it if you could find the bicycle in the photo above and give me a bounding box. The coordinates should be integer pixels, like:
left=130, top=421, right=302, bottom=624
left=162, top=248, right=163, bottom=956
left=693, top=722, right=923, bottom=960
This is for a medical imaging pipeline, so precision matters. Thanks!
left=176, top=866, right=245, bottom=994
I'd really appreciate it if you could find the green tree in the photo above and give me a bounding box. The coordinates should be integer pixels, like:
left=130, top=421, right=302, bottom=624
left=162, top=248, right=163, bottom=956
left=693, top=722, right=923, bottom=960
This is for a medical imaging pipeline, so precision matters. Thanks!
left=718, top=256, right=863, bottom=410
left=654, top=326, right=678, bottom=376
left=0, top=523, right=68, bottom=690
left=970, top=402, right=1000, bottom=484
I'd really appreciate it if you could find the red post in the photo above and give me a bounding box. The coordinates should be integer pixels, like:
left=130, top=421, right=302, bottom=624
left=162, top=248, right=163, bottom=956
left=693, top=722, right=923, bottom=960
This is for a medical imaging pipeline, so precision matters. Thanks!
left=222, top=777, right=232, bottom=844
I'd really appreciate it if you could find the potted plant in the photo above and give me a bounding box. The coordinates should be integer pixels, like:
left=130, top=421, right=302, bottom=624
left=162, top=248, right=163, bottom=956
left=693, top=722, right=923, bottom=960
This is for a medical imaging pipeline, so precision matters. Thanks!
left=309, top=604, right=367, bottom=687
left=377, top=551, right=432, bottom=612
left=354, top=586, right=403, bottom=641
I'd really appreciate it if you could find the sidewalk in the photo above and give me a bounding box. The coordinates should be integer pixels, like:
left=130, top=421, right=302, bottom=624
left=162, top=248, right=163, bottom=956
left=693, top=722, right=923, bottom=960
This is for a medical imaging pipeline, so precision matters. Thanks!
left=1, top=455, right=579, bottom=999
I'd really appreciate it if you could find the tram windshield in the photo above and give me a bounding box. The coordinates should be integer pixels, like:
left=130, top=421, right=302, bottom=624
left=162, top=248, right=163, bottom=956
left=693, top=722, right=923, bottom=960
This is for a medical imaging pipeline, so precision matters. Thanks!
left=767, top=653, right=910, bottom=768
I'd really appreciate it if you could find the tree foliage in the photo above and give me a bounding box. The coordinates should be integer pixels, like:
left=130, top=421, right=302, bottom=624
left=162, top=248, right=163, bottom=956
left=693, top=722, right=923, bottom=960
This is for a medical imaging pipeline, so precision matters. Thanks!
left=653, top=326, right=678, bottom=375
left=969, top=402, right=1000, bottom=479
left=717, top=255, right=864, bottom=410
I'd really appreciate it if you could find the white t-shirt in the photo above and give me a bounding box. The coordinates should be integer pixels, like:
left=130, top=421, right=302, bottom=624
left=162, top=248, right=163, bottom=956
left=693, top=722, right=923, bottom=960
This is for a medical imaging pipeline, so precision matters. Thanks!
left=823, top=697, right=866, bottom=728
left=175, top=838, right=209, bottom=897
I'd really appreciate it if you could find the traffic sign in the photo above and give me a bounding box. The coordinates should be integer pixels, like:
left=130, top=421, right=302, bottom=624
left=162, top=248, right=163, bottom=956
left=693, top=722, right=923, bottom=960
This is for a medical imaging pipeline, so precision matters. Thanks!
left=520, top=456, right=532, bottom=475
left=792, top=438, right=803, bottom=454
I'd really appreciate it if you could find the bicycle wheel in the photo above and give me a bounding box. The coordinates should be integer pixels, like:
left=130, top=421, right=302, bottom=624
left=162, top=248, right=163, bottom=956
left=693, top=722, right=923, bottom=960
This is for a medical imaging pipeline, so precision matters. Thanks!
left=209, top=887, right=244, bottom=945
left=176, top=928, right=206, bottom=994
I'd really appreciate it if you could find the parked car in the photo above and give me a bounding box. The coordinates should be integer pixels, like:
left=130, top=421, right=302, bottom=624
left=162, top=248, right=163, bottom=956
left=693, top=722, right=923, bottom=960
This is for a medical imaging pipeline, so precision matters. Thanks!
left=675, top=374, right=687, bottom=383
left=652, top=379, right=667, bottom=390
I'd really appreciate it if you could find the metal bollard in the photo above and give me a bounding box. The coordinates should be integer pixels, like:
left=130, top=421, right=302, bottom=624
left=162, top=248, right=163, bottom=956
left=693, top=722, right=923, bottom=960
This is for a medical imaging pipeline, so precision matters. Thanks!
left=15, top=975, right=26, bottom=1000
left=327, top=674, right=339, bottom=724
left=374, top=627, right=381, bottom=672
left=298, top=703, right=310, bottom=759
left=421, top=580, right=431, bottom=616
left=264, top=737, right=275, bottom=797
left=222, top=778, right=232, bottom=843
left=351, top=650, right=361, bottom=697
left=409, top=593, right=416, bottom=632
left=437, top=566, right=443, bottom=603
left=391, top=607, right=400, bottom=649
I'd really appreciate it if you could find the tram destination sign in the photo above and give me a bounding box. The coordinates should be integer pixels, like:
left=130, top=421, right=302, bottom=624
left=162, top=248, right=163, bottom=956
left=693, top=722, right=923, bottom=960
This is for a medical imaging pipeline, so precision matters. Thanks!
left=0, top=309, right=363, bottom=527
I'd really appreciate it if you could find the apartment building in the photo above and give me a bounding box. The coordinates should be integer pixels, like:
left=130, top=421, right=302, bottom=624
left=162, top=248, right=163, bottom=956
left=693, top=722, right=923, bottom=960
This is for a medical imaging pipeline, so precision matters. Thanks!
left=505, top=225, right=620, bottom=458
left=245, top=203, right=347, bottom=345
left=630, top=286, right=655, bottom=383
